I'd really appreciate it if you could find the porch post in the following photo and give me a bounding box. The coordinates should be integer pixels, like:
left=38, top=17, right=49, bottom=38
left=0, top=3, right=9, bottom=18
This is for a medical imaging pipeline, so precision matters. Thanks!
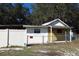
left=70, top=29, right=72, bottom=42
left=48, top=26, right=52, bottom=43
left=50, top=26, right=52, bottom=43
left=65, top=30, right=67, bottom=41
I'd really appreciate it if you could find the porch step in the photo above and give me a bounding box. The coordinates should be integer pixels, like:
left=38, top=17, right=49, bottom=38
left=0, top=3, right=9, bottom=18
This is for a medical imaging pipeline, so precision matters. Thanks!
left=53, top=41, right=69, bottom=43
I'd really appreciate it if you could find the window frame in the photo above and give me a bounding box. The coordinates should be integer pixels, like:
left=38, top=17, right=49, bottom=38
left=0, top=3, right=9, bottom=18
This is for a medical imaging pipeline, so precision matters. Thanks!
left=34, top=29, right=40, bottom=33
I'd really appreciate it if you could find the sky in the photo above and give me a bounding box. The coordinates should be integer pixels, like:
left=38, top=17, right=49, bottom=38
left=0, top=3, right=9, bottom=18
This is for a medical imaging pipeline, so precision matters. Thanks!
left=23, top=3, right=32, bottom=13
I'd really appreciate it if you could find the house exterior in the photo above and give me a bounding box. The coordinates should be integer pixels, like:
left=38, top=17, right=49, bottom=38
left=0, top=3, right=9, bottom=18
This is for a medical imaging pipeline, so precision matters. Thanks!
left=42, top=18, right=73, bottom=43
left=23, top=25, right=48, bottom=44
left=0, top=18, right=73, bottom=47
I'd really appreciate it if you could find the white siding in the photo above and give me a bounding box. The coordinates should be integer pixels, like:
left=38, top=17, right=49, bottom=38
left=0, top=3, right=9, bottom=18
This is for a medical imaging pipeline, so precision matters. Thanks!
left=54, top=22, right=65, bottom=27
left=26, top=27, right=48, bottom=44
left=9, top=29, right=26, bottom=46
left=50, top=20, right=66, bottom=27
left=0, top=29, right=7, bottom=47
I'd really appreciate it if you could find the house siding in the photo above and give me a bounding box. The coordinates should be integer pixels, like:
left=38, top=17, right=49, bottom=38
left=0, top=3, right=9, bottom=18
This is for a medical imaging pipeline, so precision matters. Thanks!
left=26, top=27, right=48, bottom=44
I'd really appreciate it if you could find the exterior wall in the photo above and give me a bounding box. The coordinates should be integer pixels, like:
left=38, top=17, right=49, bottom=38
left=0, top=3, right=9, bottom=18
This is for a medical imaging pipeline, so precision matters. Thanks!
left=26, top=27, right=48, bottom=44
left=9, top=29, right=26, bottom=46
left=48, top=28, right=58, bottom=43
left=48, top=27, right=54, bottom=43
left=52, top=29, right=57, bottom=41
left=0, top=29, right=7, bottom=47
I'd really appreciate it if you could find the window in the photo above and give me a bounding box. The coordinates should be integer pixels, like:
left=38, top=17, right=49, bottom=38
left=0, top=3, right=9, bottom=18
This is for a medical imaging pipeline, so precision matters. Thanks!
left=34, top=29, right=40, bottom=33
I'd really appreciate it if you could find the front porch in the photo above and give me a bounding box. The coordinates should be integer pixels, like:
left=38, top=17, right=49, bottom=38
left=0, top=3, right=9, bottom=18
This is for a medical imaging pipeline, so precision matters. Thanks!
left=48, top=27, right=72, bottom=43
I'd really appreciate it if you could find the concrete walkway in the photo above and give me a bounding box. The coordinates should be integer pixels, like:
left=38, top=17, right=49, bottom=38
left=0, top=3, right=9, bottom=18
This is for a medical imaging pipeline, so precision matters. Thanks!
left=53, top=41, right=70, bottom=43
left=0, top=48, right=24, bottom=51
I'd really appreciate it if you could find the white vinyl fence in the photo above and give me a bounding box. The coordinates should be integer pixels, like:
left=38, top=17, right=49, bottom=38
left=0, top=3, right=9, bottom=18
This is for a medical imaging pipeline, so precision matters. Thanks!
left=9, top=29, right=26, bottom=46
left=0, top=29, right=27, bottom=48
left=0, top=29, right=7, bottom=47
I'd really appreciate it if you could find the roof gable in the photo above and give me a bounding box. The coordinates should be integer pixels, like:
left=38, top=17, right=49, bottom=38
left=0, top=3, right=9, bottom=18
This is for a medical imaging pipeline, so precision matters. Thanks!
left=53, top=22, right=65, bottom=27
left=42, top=19, right=70, bottom=28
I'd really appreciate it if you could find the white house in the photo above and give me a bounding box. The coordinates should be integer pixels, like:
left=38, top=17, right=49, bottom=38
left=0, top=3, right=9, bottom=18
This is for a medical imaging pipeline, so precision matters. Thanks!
left=0, top=19, right=73, bottom=47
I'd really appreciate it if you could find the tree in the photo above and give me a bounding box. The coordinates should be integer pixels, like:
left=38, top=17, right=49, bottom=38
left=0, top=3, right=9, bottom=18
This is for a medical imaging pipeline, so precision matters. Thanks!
left=31, top=3, right=79, bottom=31
left=31, top=3, right=69, bottom=25
left=0, top=3, right=31, bottom=25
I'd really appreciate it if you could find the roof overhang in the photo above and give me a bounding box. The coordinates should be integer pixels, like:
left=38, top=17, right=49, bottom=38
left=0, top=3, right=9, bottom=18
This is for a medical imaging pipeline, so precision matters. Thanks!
left=23, top=25, right=49, bottom=28
left=42, top=18, right=71, bottom=29
left=0, top=25, right=25, bottom=29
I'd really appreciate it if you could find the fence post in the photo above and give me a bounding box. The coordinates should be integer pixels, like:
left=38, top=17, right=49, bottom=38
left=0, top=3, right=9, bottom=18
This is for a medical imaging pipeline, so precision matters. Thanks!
left=42, top=36, right=44, bottom=44
left=7, top=28, right=9, bottom=47
left=26, top=35, right=28, bottom=46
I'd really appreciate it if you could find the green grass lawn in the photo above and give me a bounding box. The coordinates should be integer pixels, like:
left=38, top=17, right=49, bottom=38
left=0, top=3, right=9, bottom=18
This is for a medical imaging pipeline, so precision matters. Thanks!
left=0, top=40, right=79, bottom=56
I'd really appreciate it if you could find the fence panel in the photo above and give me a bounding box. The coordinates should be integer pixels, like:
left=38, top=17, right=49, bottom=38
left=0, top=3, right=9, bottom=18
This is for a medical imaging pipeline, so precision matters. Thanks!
left=0, top=29, right=7, bottom=47
left=9, top=29, right=26, bottom=46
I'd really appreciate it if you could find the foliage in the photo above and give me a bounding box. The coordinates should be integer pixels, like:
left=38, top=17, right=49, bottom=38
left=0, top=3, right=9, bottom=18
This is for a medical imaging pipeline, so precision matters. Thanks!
left=31, top=3, right=79, bottom=31
left=0, top=3, right=79, bottom=30
left=0, top=3, right=31, bottom=25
